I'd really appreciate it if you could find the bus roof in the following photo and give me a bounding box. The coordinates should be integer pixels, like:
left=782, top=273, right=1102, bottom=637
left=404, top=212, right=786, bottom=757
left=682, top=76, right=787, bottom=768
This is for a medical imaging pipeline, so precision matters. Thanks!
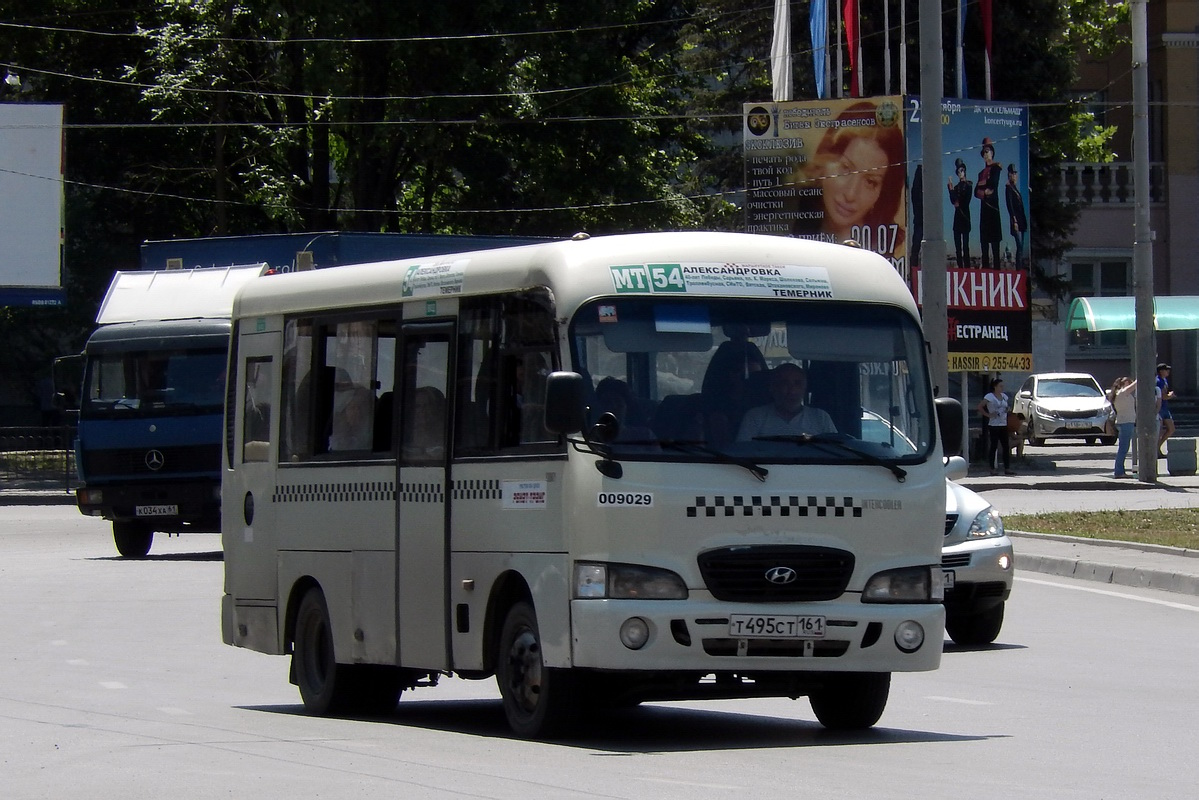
left=230, top=232, right=918, bottom=321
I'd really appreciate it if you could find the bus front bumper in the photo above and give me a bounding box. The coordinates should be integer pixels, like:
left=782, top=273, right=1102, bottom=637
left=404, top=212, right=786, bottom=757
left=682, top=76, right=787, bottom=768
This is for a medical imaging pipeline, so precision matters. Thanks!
left=570, top=597, right=944, bottom=673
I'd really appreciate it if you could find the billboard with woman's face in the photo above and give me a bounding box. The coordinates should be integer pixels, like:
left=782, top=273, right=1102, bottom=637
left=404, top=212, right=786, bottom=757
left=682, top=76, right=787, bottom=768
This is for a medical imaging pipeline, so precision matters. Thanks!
left=743, top=97, right=907, bottom=276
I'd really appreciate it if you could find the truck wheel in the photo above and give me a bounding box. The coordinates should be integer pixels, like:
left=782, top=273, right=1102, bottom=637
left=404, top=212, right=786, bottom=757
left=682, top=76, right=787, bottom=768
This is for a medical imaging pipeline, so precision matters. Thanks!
left=496, top=601, right=578, bottom=739
left=809, top=672, right=890, bottom=730
left=946, top=602, right=1005, bottom=646
left=113, top=521, right=153, bottom=558
left=293, top=587, right=357, bottom=715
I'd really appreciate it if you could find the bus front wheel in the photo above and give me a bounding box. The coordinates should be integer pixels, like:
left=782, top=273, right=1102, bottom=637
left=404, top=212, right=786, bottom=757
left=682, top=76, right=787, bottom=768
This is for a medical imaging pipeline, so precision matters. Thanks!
left=496, top=601, right=578, bottom=739
left=113, top=521, right=153, bottom=558
left=808, top=672, right=890, bottom=730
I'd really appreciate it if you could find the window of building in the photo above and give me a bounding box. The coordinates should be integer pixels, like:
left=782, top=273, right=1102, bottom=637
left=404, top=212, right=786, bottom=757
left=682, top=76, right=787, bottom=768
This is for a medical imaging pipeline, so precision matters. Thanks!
left=1068, top=259, right=1130, bottom=350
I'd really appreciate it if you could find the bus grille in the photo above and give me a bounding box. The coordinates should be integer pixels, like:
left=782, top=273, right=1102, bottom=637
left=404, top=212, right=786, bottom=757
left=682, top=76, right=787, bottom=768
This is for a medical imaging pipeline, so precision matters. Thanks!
left=697, top=545, right=855, bottom=602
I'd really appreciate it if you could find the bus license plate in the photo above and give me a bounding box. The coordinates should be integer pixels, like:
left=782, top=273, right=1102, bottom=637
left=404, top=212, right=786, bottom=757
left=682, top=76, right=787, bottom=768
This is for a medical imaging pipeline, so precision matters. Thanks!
left=135, top=504, right=179, bottom=517
left=728, top=614, right=825, bottom=639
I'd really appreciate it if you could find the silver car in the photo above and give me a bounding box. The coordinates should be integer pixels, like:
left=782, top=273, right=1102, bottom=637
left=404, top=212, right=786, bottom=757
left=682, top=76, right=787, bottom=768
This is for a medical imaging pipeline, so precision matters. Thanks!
left=1012, top=372, right=1115, bottom=447
left=942, top=479, right=1013, bottom=645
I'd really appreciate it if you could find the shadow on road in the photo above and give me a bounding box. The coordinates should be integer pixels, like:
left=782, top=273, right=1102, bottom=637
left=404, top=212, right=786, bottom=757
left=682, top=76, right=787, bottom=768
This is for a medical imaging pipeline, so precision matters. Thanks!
left=242, top=698, right=1002, bottom=752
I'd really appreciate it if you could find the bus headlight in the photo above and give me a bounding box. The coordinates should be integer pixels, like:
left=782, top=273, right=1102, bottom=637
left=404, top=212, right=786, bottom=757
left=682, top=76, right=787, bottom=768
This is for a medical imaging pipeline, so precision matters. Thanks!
left=968, top=507, right=1005, bottom=538
left=574, top=562, right=688, bottom=600
left=863, top=566, right=938, bottom=603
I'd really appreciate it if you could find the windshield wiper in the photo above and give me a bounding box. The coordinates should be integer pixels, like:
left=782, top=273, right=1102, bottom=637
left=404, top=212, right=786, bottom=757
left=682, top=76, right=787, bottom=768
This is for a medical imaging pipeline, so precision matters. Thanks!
left=659, top=439, right=769, bottom=482
left=752, top=433, right=907, bottom=482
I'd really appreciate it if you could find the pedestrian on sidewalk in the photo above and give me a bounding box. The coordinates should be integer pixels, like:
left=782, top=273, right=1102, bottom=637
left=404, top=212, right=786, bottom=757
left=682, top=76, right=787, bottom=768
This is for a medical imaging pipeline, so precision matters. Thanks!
left=978, top=377, right=1016, bottom=475
left=1109, top=376, right=1137, bottom=477
left=1156, top=363, right=1176, bottom=457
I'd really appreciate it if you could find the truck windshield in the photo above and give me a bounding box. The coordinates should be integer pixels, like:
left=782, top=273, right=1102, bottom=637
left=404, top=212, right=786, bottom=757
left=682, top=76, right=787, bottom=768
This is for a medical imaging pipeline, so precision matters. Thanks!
left=569, top=298, right=934, bottom=463
left=81, top=348, right=227, bottom=417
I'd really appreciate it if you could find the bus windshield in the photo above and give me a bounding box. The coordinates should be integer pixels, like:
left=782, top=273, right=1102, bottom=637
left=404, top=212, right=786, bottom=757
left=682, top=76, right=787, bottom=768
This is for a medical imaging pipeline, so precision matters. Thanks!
left=570, top=298, right=934, bottom=463
left=81, top=348, right=227, bottom=418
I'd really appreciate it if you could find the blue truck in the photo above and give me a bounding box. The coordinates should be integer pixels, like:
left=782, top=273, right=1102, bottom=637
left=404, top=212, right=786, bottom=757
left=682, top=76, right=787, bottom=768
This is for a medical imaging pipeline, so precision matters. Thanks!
left=73, top=265, right=267, bottom=556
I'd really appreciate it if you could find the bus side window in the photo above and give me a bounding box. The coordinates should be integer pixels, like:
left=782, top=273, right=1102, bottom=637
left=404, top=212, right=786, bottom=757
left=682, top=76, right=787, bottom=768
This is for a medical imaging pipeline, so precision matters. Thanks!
left=242, top=357, right=273, bottom=463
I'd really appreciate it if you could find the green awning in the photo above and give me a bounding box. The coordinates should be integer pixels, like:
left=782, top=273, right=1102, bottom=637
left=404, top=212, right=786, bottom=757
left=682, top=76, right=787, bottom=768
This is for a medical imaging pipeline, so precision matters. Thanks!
left=1066, top=296, right=1199, bottom=332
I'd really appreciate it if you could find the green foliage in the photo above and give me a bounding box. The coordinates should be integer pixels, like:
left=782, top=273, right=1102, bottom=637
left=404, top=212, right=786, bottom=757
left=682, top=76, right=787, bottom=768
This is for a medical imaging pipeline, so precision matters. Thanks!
left=0, top=0, right=1130, bottom=412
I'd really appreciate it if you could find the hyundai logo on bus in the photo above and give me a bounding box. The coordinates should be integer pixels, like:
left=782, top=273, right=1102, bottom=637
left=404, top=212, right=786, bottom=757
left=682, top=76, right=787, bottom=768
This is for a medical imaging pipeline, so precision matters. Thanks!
left=765, top=566, right=798, bottom=585
left=144, top=450, right=165, bottom=471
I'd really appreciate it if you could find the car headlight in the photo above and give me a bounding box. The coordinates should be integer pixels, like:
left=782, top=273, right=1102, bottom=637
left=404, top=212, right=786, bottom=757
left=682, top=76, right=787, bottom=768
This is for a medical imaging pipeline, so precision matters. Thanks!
left=574, top=562, right=688, bottom=600
left=863, top=565, right=941, bottom=603
left=968, top=507, right=1005, bottom=538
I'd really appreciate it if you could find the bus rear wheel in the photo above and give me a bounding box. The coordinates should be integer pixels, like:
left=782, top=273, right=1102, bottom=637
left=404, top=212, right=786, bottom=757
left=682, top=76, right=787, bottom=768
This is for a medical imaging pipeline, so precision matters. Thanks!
left=294, top=587, right=358, bottom=715
left=113, top=521, right=153, bottom=558
left=808, top=672, right=890, bottom=730
left=496, top=601, right=578, bottom=739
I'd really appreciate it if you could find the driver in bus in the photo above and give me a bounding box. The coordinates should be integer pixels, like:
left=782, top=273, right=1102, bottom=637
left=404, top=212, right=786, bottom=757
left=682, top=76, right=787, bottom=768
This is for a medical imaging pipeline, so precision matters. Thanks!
left=736, top=362, right=836, bottom=440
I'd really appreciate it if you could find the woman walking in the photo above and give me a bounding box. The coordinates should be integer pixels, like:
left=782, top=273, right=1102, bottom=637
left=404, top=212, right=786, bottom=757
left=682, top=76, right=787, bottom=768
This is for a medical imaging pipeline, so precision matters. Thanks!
left=1109, top=376, right=1138, bottom=478
left=977, top=378, right=1016, bottom=476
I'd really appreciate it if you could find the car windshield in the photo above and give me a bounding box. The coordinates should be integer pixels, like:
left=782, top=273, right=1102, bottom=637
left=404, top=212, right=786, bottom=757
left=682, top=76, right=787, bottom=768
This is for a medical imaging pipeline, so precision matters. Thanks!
left=569, top=298, right=935, bottom=464
left=81, top=348, right=227, bottom=418
left=1038, top=378, right=1102, bottom=399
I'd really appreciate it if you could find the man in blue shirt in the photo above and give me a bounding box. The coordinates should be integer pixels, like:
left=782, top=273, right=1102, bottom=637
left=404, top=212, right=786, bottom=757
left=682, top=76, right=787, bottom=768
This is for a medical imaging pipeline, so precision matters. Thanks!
left=1157, top=363, right=1175, bottom=457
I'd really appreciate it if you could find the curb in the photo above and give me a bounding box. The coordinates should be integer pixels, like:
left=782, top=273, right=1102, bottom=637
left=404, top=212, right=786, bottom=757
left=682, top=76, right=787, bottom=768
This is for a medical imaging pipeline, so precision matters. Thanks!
left=1010, top=531, right=1199, bottom=596
left=0, top=492, right=75, bottom=507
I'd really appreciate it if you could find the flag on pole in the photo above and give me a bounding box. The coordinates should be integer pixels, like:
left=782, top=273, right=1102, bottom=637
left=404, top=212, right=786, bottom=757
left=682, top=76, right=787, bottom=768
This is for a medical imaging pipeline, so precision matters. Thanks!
left=771, top=0, right=793, bottom=102
left=811, top=0, right=828, bottom=99
left=843, top=0, right=859, bottom=97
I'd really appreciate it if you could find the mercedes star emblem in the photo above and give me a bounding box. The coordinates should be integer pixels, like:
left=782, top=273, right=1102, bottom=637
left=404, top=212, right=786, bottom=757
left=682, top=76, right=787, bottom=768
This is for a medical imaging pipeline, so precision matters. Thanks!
left=145, top=450, right=165, bottom=471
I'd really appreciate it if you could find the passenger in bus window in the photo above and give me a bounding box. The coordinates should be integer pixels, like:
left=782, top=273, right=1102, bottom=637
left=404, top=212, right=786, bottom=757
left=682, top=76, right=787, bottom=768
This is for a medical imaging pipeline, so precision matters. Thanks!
left=403, top=385, right=446, bottom=459
left=701, top=333, right=767, bottom=445
left=594, top=377, right=657, bottom=443
left=328, top=369, right=374, bottom=451
left=736, top=363, right=837, bottom=440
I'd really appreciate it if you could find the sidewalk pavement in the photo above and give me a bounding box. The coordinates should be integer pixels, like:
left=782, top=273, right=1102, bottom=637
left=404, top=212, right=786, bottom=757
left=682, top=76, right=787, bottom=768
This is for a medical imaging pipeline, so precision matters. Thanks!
left=6, top=443, right=1199, bottom=598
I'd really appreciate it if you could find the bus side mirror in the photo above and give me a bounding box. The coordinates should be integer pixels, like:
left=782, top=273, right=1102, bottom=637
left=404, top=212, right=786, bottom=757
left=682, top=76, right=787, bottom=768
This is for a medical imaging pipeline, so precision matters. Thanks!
left=544, top=371, right=587, bottom=434
left=935, top=396, right=964, bottom=457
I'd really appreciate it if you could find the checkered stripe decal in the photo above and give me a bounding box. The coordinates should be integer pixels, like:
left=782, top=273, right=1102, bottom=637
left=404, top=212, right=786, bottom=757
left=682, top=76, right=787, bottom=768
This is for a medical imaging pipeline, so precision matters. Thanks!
left=273, top=482, right=396, bottom=503
left=452, top=479, right=502, bottom=500
left=399, top=482, right=445, bottom=503
left=687, top=495, right=863, bottom=518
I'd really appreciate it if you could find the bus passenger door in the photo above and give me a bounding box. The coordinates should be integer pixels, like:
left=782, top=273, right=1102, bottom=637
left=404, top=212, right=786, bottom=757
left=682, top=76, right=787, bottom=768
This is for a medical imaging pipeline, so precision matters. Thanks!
left=395, top=323, right=452, bottom=670
left=227, top=329, right=281, bottom=604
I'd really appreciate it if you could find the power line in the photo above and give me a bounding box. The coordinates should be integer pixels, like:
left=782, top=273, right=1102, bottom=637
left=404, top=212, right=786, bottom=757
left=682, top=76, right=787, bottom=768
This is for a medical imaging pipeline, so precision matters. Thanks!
left=0, top=5, right=778, bottom=46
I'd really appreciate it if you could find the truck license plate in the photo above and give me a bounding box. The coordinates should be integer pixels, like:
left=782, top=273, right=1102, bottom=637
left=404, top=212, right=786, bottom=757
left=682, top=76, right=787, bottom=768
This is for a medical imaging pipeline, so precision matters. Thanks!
left=728, top=614, right=825, bottom=639
left=135, top=504, right=179, bottom=517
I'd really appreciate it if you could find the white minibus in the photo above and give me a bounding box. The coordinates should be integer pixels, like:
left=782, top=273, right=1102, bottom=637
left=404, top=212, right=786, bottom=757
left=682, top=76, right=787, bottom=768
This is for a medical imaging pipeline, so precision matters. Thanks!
left=221, top=231, right=963, bottom=738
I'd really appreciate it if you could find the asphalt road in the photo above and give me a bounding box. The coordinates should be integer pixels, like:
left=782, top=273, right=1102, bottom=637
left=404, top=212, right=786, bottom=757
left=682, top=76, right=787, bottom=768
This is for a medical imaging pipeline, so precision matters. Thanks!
left=3, top=506, right=1199, bottom=799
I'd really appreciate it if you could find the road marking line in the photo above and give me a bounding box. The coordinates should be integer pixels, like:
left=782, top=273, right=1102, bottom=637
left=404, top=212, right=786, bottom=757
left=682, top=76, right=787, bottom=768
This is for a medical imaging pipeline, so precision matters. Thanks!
left=1018, top=576, right=1199, bottom=611
left=926, top=696, right=994, bottom=706
left=158, top=707, right=191, bottom=715
left=100, top=681, right=127, bottom=690
left=66, top=659, right=88, bottom=666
